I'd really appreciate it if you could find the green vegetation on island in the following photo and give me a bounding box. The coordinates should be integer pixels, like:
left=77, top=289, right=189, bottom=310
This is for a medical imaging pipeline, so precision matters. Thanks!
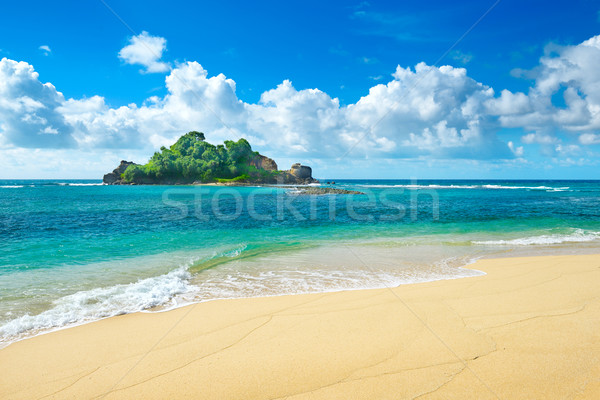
left=102, top=131, right=316, bottom=185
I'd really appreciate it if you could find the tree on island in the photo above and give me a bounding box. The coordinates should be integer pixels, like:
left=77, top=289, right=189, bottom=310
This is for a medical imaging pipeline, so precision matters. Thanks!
left=120, top=131, right=279, bottom=184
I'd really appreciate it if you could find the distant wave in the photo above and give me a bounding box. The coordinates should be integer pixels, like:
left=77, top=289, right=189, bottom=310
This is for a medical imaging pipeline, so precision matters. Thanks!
left=57, top=182, right=104, bottom=186
left=357, top=184, right=571, bottom=191
left=473, top=229, right=600, bottom=246
left=0, top=182, right=103, bottom=188
left=0, top=267, right=195, bottom=345
left=358, top=184, right=477, bottom=189
left=481, top=185, right=571, bottom=191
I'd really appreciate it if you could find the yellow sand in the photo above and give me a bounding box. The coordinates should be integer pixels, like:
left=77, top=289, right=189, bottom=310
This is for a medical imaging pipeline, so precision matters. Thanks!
left=1, top=254, right=600, bottom=399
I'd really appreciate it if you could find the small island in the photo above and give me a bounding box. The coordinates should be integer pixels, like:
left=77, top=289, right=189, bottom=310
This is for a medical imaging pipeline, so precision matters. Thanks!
left=103, top=131, right=317, bottom=185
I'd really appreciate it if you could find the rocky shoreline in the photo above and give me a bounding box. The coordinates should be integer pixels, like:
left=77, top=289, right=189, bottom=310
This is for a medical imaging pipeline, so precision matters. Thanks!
left=102, top=133, right=320, bottom=186
left=290, top=187, right=364, bottom=195
left=103, top=160, right=319, bottom=186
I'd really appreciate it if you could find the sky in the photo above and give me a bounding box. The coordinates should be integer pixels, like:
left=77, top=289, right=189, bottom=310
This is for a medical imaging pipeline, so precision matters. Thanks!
left=1, top=0, right=600, bottom=179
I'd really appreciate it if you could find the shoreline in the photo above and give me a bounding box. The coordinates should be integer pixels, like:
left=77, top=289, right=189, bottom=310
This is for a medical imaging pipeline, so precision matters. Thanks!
left=2, top=253, right=600, bottom=399
left=3, top=241, right=599, bottom=352
left=0, top=253, right=484, bottom=350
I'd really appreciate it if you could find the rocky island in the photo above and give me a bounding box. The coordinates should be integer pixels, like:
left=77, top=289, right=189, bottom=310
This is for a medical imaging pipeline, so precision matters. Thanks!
left=103, top=131, right=318, bottom=185
left=291, top=187, right=364, bottom=195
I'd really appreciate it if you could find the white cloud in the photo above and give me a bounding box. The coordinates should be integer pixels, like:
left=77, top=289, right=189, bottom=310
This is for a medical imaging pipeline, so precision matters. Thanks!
left=450, top=50, right=473, bottom=65
left=0, top=58, right=75, bottom=148
left=344, top=63, right=507, bottom=159
left=521, top=132, right=557, bottom=145
left=579, top=133, right=600, bottom=145
left=8, top=33, right=600, bottom=177
left=38, top=45, right=51, bottom=55
left=249, top=79, right=344, bottom=154
left=486, top=90, right=531, bottom=116
left=507, top=141, right=524, bottom=157
left=118, top=31, right=169, bottom=73
left=0, top=147, right=151, bottom=179
left=555, top=143, right=581, bottom=156
left=0, top=57, right=518, bottom=166
left=492, top=34, right=600, bottom=140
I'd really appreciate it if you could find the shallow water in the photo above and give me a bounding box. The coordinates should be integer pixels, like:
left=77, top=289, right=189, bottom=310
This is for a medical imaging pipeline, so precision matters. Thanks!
left=1, top=179, right=600, bottom=345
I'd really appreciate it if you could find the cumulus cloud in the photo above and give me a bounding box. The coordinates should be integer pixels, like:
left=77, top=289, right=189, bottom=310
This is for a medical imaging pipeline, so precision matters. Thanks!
left=0, top=58, right=75, bottom=148
left=5, top=33, right=600, bottom=177
left=118, top=31, right=169, bottom=73
left=555, top=143, right=581, bottom=156
left=0, top=58, right=519, bottom=162
left=345, top=63, right=508, bottom=159
left=249, top=79, right=344, bottom=154
left=521, top=132, right=557, bottom=145
left=579, top=133, right=600, bottom=145
left=491, top=34, right=600, bottom=140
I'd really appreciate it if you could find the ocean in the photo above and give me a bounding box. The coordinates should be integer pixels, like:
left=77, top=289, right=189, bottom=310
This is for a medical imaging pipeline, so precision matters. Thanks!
left=1, top=179, right=600, bottom=346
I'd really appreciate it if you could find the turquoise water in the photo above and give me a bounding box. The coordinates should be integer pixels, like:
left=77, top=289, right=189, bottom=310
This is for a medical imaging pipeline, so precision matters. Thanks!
left=1, top=179, right=600, bottom=345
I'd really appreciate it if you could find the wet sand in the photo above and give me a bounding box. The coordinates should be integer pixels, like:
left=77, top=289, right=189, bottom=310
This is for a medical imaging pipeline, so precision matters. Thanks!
left=1, top=254, right=599, bottom=399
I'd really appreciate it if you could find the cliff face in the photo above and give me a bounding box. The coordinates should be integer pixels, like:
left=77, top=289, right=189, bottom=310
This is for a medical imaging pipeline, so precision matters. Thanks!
left=249, top=155, right=278, bottom=172
left=103, top=161, right=137, bottom=184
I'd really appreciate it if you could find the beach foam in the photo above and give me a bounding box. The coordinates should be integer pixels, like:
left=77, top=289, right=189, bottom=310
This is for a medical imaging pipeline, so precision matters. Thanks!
left=0, top=267, right=195, bottom=346
left=190, top=254, right=483, bottom=302
left=473, top=229, right=600, bottom=246
left=3, top=254, right=598, bottom=399
left=0, top=251, right=484, bottom=347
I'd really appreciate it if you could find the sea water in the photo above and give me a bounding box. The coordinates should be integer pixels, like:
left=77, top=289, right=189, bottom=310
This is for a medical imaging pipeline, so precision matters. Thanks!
left=1, top=179, right=600, bottom=346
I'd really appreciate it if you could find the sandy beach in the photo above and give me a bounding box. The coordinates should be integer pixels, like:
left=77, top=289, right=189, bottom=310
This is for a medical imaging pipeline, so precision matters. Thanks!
left=1, top=253, right=599, bottom=399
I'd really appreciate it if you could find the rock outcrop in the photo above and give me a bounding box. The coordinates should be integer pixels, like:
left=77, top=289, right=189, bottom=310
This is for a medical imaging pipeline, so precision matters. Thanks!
left=102, top=160, right=136, bottom=184
left=279, top=163, right=318, bottom=184
left=103, top=159, right=319, bottom=185
left=101, top=132, right=320, bottom=185
left=250, top=155, right=278, bottom=171
left=292, top=187, right=363, bottom=195
left=290, top=163, right=312, bottom=179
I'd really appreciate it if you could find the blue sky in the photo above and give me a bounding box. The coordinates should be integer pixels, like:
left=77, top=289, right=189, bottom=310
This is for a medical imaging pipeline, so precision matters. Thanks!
left=1, top=0, right=600, bottom=179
